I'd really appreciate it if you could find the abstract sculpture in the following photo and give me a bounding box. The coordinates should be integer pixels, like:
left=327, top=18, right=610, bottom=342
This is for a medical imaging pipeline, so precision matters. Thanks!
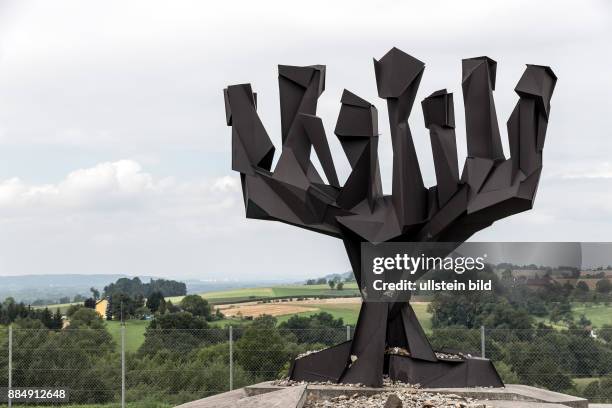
left=223, top=47, right=556, bottom=388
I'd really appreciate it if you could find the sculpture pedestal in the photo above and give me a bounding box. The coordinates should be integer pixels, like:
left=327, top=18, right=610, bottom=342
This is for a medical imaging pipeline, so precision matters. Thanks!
left=289, top=339, right=503, bottom=388
left=176, top=382, right=589, bottom=408
left=387, top=354, right=503, bottom=388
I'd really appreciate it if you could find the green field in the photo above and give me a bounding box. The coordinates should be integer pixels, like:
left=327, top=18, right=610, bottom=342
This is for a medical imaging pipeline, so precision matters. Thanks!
left=167, top=283, right=361, bottom=304
left=270, top=303, right=362, bottom=326
left=532, top=303, right=612, bottom=329
left=572, top=303, right=612, bottom=327
left=34, top=302, right=78, bottom=314
left=573, top=376, right=599, bottom=391
left=105, top=320, right=149, bottom=353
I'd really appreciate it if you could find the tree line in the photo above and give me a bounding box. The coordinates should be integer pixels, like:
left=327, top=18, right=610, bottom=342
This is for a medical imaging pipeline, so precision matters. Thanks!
left=0, top=298, right=62, bottom=329
left=103, top=277, right=186, bottom=298
left=426, top=266, right=612, bottom=401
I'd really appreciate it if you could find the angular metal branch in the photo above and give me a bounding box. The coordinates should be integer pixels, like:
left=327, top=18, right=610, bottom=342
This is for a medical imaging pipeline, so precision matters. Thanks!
left=374, top=48, right=427, bottom=227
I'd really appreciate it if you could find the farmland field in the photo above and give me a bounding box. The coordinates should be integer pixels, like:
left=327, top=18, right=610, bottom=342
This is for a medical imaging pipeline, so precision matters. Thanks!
left=37, top=283, right=361, bottom=312
left=166, top=283, right=361, bottom=304
left=211, top=298, right=433, bottom=331
left=34, top=302, right=78, bottom=314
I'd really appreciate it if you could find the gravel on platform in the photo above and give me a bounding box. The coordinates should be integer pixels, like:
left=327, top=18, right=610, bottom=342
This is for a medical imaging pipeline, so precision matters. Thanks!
left=272, top=377, right=490, bottom=408
left=303, top=390, right=488, bottom=408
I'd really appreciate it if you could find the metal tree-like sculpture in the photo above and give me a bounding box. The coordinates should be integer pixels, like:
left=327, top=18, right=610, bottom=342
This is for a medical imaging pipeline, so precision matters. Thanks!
left=223, top=47, right=556, bottom=388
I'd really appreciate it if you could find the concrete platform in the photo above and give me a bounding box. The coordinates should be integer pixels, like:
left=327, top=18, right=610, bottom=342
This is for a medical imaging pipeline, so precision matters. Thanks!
left=418, top=384, right=587, bottom=408
left=178, top=382, right=588, bottom=408
left=246, top=382, right=587, bottom=408
left=175, top=385, right=306, bottom=408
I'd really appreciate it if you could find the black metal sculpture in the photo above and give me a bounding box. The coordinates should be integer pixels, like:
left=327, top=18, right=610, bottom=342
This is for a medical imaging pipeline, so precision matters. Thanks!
left=223, top=47, right=556, bottom=388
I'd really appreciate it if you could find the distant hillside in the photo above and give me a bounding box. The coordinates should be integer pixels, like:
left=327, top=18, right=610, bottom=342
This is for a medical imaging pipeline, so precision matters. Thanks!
left=0, top=274, right=133, bottom=303
left=307, top=271, right=353, bottom=283
left=0, top=274, right=295, bottom=304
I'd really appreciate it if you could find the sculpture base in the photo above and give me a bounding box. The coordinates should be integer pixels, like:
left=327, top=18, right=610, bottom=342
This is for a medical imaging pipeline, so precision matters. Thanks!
left=175, top=382, right=589, bottom=408
left=288, top=340, right=503, bottom=388
left=289, top=341, right=353, bottom=383
left=387, top=354, right=503, bottom=388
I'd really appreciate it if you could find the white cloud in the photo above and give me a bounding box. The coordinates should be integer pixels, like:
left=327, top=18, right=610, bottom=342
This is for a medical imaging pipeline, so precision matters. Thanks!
left=0, top=160, right=349, bottom=279
left=211, top=176, right=240, bottom=193
left=555, top=162, right=612, bottom=179
left=0, top=160, right=155, bottom=210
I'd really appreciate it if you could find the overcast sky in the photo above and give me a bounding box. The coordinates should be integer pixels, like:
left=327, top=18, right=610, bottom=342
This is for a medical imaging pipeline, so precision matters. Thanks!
left=0, top=0, right=610, bottom=280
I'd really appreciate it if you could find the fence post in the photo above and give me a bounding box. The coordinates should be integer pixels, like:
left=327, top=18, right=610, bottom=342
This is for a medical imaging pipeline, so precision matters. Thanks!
left=8, top=325, right=12, bottom=408
left=229, top=325, right=233, bottom=391
left=346, top=325, right=351, bottom=341
left=121, top=324, right=126, bottom=408
left=481, top=325, right=485, bottom=358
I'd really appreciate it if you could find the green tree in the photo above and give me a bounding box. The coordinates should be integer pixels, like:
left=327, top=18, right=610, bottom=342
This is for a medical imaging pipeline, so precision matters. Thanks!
left=146, top=291, right=166, bottom=314
left=598, top=377, right=612, bottom=401
left=578, top=314, right=592, bottom=328
left=38, top=307, right=54, bottom=328
left=596, top=278, right=612, bottom=294
left=507, top=333, right=574, bottom=392
left=69, top=307, right=107, bottom=329
left=139, top=312, right=210, bottom=355
left=51, top=308, right=63, bottom=329
left=576, top=281, right=589, bottom=293
left=599, top=324, right=612, bottom=343
left=104, top=277, right=186, bottom=298
left=328, top=280, right=336, bottom=289
left=90, top=287, right=100, bottom=300
left=107, top=292, right=144, bottom=321
left=336, top=282, right=344, bottom=290
left=236, top=315, right=289, bottom=379
left=582, top=380, right=600, bottom=401
left=12, top=311, right=117, bottom=404
left=494, top=361, right=520, bottom=383
left=279, top=312, right=345, bottom=345
left=66, top=304, right=84, bottom=317
left=525, top=297, right=548, bottom=317
left=165, top=300, right=181, bottom=313
left=550, top=300, right=572, bottom=323
left=135, top=306, right=151, bottom=319
left=180, top=295, right=212, bottom=320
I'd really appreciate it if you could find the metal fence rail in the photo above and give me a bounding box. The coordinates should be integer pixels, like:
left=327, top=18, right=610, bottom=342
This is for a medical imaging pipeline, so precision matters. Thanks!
left=1, top=325, right=612, bottom=406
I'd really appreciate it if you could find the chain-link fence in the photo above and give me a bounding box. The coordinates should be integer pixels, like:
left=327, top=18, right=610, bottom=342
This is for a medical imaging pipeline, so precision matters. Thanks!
left=1, top=325, right=612, bottom=406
